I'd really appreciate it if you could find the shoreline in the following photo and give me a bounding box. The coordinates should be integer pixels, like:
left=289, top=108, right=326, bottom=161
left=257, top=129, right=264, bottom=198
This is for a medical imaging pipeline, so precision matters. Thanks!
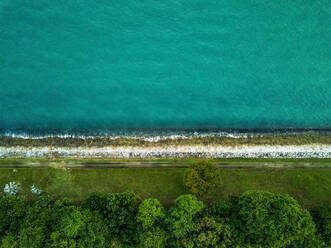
left=1, top=144, right=331, bottom=158
left=1, top=131, right=330, bottom=158
left=1, top=131, right=331, bottom=147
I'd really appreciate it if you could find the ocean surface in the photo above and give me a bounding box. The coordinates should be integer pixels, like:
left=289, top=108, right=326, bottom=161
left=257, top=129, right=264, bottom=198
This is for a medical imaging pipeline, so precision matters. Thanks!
left=0, top=1, right=330, bottom=136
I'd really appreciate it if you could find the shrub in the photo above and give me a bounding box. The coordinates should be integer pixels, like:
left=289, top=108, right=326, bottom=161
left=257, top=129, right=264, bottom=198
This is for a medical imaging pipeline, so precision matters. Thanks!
left=183, top=160, right=222, bottom=197
left=4, top=182, right=20, bottom=196
left=30, top=185, right=43, bottom=195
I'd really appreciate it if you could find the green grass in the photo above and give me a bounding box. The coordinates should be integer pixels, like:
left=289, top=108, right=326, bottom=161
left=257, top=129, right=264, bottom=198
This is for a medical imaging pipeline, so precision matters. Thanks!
left=0, top=166, right=330, bottom=208
left=219, top=169, right=331, bottom=208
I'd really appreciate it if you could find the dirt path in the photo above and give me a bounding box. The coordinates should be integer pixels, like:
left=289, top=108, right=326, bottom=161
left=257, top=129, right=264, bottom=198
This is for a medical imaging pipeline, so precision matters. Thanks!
left=0, top=159, right=330, bottom=169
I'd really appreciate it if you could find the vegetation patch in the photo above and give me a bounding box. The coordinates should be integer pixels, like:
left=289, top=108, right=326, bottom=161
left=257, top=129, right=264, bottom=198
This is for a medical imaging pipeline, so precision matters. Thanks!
left=0, top=158, right=330, bottom=247
left=0, top=190, right=329, bottom=248
left=184, top=160, right=222, bottom=197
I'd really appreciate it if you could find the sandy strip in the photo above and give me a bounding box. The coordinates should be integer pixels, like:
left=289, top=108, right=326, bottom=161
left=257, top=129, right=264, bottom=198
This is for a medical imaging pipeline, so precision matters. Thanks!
left=0, top=144, right=331, bottom=158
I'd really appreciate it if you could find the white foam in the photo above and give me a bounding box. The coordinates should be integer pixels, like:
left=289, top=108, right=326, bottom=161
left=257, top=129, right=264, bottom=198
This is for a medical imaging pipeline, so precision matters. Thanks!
left=0, top=130, right=264, bottom=141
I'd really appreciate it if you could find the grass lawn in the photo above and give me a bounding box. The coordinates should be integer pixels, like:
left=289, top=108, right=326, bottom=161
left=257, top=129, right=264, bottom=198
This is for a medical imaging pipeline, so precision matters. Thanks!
left=0, top=166, right=330, bottom=208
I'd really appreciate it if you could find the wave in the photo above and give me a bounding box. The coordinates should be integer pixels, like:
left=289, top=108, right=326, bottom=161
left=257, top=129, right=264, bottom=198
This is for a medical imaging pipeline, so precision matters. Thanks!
left=0, top=127, right=330, bottom=141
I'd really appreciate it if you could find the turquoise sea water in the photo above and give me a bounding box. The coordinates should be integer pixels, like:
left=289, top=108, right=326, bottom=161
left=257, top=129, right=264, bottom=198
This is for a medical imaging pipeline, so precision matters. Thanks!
left=0, top=1, right=330, bottom=135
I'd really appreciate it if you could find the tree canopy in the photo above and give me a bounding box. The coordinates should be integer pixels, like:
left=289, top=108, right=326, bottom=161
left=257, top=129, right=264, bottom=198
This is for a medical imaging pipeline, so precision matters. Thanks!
left=184, top=160, right=222, bottom=197
left=238, top=190, right=321, bottom=248
left=0, top=190, right=326, bottom=248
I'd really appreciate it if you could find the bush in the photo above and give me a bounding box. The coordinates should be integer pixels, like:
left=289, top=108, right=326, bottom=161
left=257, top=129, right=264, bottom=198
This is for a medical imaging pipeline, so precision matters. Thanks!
left=4, top=182, right=20, bottom=196
left=183, top=160, right=222, bottom=197
left=30, top=185, right=43, bottom=195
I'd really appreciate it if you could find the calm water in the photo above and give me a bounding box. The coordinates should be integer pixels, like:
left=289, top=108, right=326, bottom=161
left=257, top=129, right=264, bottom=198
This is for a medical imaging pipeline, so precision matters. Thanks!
left=0, top=1, right=330, bottom=135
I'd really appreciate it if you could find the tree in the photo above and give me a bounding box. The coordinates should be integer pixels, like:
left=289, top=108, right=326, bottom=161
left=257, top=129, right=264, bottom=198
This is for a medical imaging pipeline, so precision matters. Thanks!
left=48, top=202, right=108, bottom=248
left=238, top=190, right=319, bottom=248
left=1, top=233, right=18, bottom=248
left=48, top=205, right=85, bottom=248
left=137, top=227, right=167, bottom=248
left=76, top=209, right=108, bottom=248
left=1, top=190, right=328, bottom=248
left=137, top=198, right=166, bottom=230
left=209, top=195, right=244, bottom=245
left=82, top=192, right=140, bottom=246
left=310, top=205, right=331, bottom=247
left=81, top=192, right=107, bottom=213
left=19, top=196, right=54, bottom=248
left=136, top=198, right=167, bottom=248
left=166, top=194, right=204, bottom=247
left=106, top=191, right=140, bottom=246
left=0, top=195, right=26, bottom=239
left=185, top=216, right=232, bottom=248
left=183, top=160, right=222, bottom=197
